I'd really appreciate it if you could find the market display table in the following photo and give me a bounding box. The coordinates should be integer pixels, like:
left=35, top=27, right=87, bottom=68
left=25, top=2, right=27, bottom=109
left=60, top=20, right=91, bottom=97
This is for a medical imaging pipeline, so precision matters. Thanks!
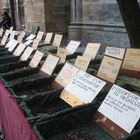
left=0, top=81, right=38, bottom=140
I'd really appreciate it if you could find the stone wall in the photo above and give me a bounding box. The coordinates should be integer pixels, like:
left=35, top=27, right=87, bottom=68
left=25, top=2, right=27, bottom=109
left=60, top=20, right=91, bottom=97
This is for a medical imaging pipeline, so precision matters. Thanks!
left=44, top=0, right=71, bottom=33
left=69, top=0, right=131, bottom=54
left=0, top=0, right=2, bottom=21
left=24, top=0, right=46, bottom=32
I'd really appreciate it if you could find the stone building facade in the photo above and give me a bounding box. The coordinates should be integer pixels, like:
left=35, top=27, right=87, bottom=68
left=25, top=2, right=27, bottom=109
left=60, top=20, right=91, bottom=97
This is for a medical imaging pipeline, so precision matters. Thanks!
left=1, top=0, right=138, bottom=52
left=69, top=0, right=131, bottom=53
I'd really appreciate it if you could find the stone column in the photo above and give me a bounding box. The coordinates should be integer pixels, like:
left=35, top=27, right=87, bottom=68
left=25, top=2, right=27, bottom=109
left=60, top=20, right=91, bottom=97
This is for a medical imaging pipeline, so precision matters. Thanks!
left=69, top=0, right=82, bottom=41
left=71, top=0, right=82, bottom=22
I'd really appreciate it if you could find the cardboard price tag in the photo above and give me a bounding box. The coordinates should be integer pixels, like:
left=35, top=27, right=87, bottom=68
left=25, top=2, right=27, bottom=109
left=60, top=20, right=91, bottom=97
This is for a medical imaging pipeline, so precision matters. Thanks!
left=13, top=44, right=26, bottom=56
left=41, top=54, right=60, bottom=76
left=74, top=56, right=91, bottom=71
left=20, top=31, right=25, bottom=37
left=66, top=40, right=81, bottom=55
left=20, top=46, right=34, bottom=61
left=29, top=50, right=43, bottom=68
left=122, top=48, right=140, bottom=71
left=52, top=34, right=63, bottom=47
left=83, top=43, right=101, bottom=59
left=57, top=47, right=66, bottom=63
left=60, top=70, right=106, bottom=107
left=8, top=40, right=18, bottom=52
left=36, top=31, right=44, bottom=41
left=55, top=63, right=79, bottom=87
left=98, top=84, right=140, bottom=133
left=97, top=56, right=122, bottom=83
left=105, top=47, right=125, bottom=59
left=32, top=39, right=39, bottom=50
left=17, top=36, right=24, bottom=43
left=44, top=33, right=53, bottom=44
left=1, top=35, right=8, bottom=46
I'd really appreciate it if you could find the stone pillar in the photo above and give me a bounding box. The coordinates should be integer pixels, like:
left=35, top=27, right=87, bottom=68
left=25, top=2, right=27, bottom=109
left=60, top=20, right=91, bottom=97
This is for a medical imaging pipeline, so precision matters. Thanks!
left=69, top=0, right=82, bottom=40
left=14, top=0, right=25, bottom=30
left=24, top=0, right=45, bottom=32
left=71, top=0, right=82, bottom=22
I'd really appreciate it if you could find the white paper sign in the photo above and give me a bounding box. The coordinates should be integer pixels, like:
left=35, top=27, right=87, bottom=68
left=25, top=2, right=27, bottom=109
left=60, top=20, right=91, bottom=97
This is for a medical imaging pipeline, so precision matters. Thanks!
left=55, top=63, right=79, bottom=87
left=9, top=31, right=16, bottom=40
left=25, top=34, right=36, bottom=40
left=20, top=46, right=34, bottom=61
left=24, top=40, right=33, bottom=46
left=0, top=28, right=3, bottom=37
left=36, top=31, right=44, bottom=41
left=13, top=44, right=26, bottom=56
left=83, top=43, right=101, bottom=59
left=53, top=34, right=63, bottom=47
left=65, top=70, right=106, bottom=104
left=98, top=85, right=140, bottom=133
left=4, top=30, right=10, bottom=36
left=41, top=54, right=60, bottom=75
left=66, top=40, right=81, bottom=55
left=1, top=35, right=8, bottom=46
left=32, top=39, right=39, bottom=50
left=5, top=39, right=15, bottom=48
left=44, top=33, right=53, bottom=44
left=8, top=40, right=18, bottom=52
left=10, top=27, right=13, bottom=31
left=105, top=47, right=125, bottom=59
left=29, top=50, right=43, bottom=68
